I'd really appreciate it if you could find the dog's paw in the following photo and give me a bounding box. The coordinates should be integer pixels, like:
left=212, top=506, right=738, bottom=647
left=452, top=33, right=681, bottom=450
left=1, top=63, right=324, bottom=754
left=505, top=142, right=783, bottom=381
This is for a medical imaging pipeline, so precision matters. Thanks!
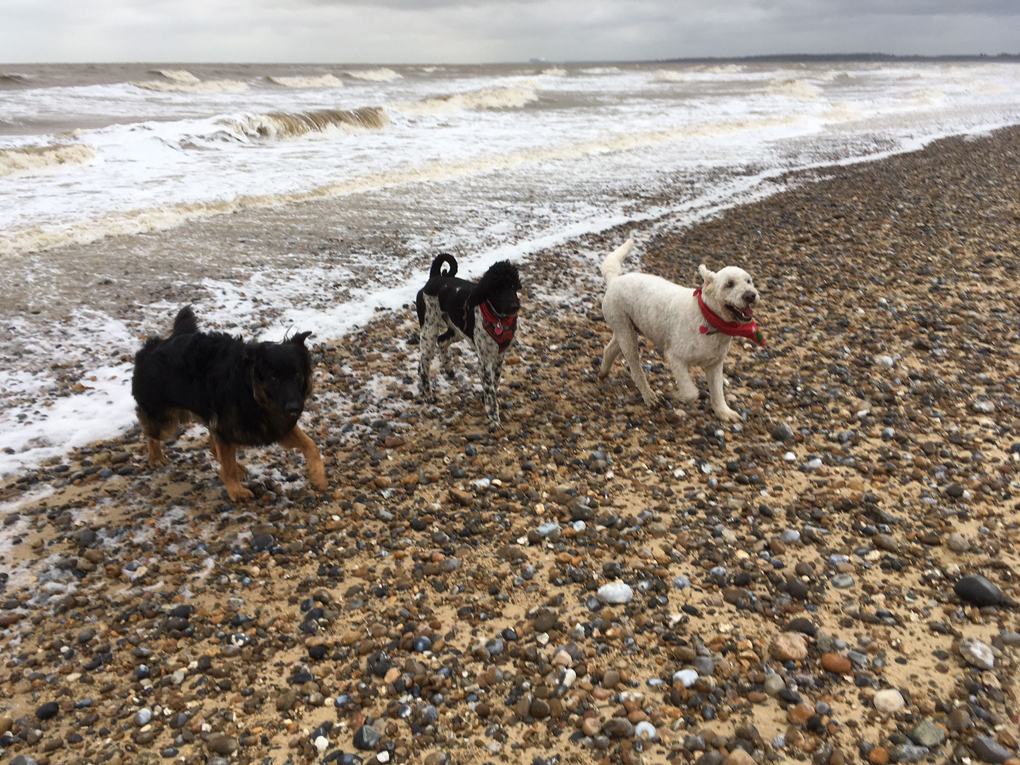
left=675, top=388, right=699, bottom=404
left=226, top=485, right=255, bottom=502
left=421, top=388, right=435, bottom=403
left=715, top=407, right=741, bottom=422
left=309, top=471, right=328, bottom=492
left=148, top=455, right=169, bottom=468
left=642, top=392, right=665, bottom=409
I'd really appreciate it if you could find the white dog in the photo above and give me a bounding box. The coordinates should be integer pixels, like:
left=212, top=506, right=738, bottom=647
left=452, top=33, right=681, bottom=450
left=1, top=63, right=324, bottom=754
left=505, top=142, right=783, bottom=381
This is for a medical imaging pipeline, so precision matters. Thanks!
left=598, top=238, right=763, bottom=421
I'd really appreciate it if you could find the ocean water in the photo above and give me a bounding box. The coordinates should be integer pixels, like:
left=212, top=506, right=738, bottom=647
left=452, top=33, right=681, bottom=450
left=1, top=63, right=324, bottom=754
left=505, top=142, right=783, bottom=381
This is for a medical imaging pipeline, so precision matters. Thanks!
left=1, top=60, right=1019, bottom=474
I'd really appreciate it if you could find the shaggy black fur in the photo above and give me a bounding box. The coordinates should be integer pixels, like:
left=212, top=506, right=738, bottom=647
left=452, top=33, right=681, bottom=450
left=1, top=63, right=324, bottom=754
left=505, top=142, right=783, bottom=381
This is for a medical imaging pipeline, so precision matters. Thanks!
left=131, top=306, right=326, bottom=500
left=415, top=255, right=522, bottom=430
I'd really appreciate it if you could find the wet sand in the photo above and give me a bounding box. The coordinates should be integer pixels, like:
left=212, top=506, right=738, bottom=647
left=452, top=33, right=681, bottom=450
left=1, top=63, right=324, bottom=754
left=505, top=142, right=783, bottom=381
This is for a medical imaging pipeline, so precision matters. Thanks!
left=1, top=127, right=1019, bottom=765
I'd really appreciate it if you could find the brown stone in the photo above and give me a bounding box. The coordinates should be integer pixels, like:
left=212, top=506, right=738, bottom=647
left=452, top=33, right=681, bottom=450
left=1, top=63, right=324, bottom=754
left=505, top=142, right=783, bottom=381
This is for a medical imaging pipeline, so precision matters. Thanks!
left=868, top=746, right=889, bottom=765
left=771, top=632, right=808, bottom=662
left=788, top=704, right=813, bottom=725
left=723, top=750, right=756, bottom=765
left=821, top=653, right=852, bottom=674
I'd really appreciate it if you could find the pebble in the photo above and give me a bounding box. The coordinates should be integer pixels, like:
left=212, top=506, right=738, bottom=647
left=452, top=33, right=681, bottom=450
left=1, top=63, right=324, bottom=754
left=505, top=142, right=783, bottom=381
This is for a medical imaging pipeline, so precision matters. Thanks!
left=959, top=637, right=995, bottom=670
left=771, top=632, right=808, bottom=662
left=602, top=717, right=634, bottom=739
left=35, top=702, right=59, bottom=720
left=597, top=582, right=634, bottom=605
left=674, top=669, right=698, bottom=688
left=821, top=653, right=852, bottom=674
left=634, top=721, right=657, bottom=741
left=873, top=689, right=905, bottom=713
left=970, top=736, right=1013, bottom=764
left=206, top=735, right=238, bottom=756
left=955, top=575, right=1006, bottom=607
left=908, top=719, right=945, bottom=747
left=353, top=724, right=381, bottom=750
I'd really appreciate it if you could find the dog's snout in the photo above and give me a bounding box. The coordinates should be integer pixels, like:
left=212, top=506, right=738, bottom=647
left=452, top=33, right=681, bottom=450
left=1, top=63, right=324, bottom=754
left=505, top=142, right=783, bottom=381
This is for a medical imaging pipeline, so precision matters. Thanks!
left=284, top=400, right=302, bottom=416
left=744, top=290, right=758, bottom=305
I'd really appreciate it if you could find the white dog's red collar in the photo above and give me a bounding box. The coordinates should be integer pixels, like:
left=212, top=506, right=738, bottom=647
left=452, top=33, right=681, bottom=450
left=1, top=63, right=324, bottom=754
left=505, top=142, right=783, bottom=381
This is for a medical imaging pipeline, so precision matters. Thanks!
left=694, top=288, right=765, bottom=346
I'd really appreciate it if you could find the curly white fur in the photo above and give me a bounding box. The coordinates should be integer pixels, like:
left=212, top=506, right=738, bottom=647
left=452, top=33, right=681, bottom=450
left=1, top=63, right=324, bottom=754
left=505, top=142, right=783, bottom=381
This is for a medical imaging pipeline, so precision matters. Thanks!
left=598, top=238, right=760, bottom=421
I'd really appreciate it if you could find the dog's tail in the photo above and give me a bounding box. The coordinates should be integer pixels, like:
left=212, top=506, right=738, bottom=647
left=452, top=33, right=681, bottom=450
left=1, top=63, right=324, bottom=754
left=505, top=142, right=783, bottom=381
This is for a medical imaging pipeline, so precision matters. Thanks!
left=429, top=253, right=457, bottom=279
left=171, top=305, right=199, bottom=338
left=601, top=238, right=634, bottom=284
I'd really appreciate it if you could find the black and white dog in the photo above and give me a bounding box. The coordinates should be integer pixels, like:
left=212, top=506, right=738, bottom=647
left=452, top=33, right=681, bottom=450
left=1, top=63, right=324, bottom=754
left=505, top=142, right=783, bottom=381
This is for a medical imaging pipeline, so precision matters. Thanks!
left=415, top=254, right=522, bottom=431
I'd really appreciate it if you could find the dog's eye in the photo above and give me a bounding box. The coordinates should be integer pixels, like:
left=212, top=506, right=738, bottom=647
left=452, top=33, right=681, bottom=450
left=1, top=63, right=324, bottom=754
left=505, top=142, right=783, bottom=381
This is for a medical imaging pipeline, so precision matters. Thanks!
left=726, top=280, right=734, bottom=289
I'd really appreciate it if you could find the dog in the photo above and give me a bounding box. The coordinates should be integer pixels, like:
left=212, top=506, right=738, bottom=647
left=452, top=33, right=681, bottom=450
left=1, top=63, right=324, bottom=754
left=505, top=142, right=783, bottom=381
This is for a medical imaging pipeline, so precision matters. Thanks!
left=598, top=238, right=763, bottom=421
left=131, top=306, right=327, bottom=501
left=415, top=254, right=522, bottom=431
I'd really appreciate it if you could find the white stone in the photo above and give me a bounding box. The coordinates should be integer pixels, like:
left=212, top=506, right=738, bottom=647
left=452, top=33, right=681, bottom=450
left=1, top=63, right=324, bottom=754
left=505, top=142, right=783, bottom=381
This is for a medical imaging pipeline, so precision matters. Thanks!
left=597, top=583, right=634, bottom=605
left=960, top=637, right=994, bottom=670
left=635, top=721, right=658, bottom=741
left=873, top=689, right=905, bottom=714
left=674, top=669, right=698, bottom=688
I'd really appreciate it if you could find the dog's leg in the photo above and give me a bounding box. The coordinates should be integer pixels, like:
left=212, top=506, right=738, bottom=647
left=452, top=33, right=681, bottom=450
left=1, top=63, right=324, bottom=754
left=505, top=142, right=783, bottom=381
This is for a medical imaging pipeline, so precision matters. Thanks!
left=418, top=301, right=441, bottom=403
left=216, top=442, right=254, bottom=501
left=438, top=330, right=457, bottom=380
left=474, top=331, right=503, bottom=431
left=209, top=435, right=245, bottom=476
left=706, top=361, right=740, bottom=421
left=146, top=437, right=168, bottom=467
left=614, top=324, right=662, bottom=408
left=598, top=335, right=622, bottom=380
left=666, top=352, right=700, bottom=404
left=480, top=362, right=501, bottom=431
left=280, top=425, right=328, bottom=491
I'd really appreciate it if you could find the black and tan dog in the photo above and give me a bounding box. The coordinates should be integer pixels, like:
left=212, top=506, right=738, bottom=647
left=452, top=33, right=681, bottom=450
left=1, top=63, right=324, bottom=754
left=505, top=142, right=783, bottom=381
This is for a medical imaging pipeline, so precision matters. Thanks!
left=131, top=306, right=327, bottom=501
left=415, top=254, right=521, bottom=431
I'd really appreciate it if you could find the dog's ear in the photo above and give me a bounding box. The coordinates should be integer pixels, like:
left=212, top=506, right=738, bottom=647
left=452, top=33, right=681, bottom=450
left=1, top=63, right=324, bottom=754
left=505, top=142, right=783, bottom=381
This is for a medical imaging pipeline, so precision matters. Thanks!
left=698, top=264, right=716, bottom=285
left=289, top=331, right=313, bottom=346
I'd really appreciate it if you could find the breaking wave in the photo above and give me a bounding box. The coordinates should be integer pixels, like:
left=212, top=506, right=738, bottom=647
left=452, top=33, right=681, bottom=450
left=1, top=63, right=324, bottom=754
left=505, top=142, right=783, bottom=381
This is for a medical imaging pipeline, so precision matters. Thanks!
left=0, top=114, right=801, bottom=257
left=820, top=102, right=862, bottom=122
left=541, top=67, right=567, bottom=76
left=148, top=69, right=200, bottom=83
left=344, top=68, right=401, bottom=82
left=266, top=74, right=343, bottom=88
left=133, top=71, right=248, bottom=93
left=0, top=143, right=95, bottom=178
left=0, top=72, right=31, bottom=85
left=218, top=106, right=389, bottom=141
left=654, top=70, right=688, bottom=83
left=765, top=79, right=822, bottom=100
left=910, top=88, right=945, bottom=106
left=392, top=86, right=539, bottom=117
left=702, top=64, right=744, bottom=75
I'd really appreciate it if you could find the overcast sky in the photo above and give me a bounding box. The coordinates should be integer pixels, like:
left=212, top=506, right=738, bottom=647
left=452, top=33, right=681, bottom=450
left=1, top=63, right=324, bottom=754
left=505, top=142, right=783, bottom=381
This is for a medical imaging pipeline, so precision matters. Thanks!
left=2, top=0, right=1018, bottom=63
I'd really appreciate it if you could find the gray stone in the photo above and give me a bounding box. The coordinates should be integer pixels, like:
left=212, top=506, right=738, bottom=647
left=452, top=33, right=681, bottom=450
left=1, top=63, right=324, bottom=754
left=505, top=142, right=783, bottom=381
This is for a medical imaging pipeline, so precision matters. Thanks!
left=890, top=744, right=929, bottom=762
left=908, top=719, right=945, bottom=748
left=970, top=735, right=1013, bottom=764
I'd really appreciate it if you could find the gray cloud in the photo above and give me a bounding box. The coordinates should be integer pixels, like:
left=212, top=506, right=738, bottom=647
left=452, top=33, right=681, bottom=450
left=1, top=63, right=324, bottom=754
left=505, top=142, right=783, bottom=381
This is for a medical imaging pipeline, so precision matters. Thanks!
left=1, top=0, right=1018, bottom=63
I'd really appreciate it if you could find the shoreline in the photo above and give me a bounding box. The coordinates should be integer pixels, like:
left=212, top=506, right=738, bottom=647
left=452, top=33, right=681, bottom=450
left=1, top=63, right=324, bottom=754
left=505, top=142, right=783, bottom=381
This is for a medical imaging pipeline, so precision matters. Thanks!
left=1, top=126, right=1019, bottom=765
left=4, top=114, right=1018, bottom=479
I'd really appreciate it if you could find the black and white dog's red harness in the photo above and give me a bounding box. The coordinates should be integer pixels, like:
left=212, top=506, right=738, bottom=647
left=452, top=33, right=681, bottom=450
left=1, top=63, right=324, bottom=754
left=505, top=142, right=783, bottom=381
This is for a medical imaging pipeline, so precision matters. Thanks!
left=474, top=301, right=517, bottom=353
